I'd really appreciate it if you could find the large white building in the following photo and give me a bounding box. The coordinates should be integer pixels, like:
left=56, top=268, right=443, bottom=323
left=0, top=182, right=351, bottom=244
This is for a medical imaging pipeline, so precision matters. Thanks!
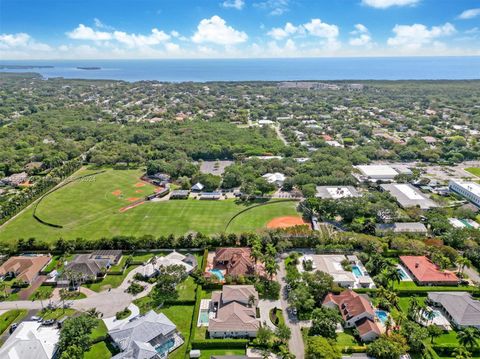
left=355, top=165, right=399, bottom=181
left=449, top=180, right=480, bottom=208
left=381, top=183, right=438, bottom=209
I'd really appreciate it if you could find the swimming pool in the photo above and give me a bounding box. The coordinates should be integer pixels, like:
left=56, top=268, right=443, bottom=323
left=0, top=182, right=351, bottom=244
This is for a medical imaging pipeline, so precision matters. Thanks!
left=199, top=310, right=209, bottom=325
left=352, top=265, right=363, bottom=278
left=375, top=310, right=389, bottom=324
left=209, top=269, right=225, bottom=281
left=397, top=267, right=408, bottom=280
left=155, top=338, right=175, bottom=355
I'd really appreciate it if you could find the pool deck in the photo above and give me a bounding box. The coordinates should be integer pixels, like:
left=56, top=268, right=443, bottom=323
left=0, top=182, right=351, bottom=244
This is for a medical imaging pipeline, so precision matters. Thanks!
left=396, top=264, right=413, bottom=281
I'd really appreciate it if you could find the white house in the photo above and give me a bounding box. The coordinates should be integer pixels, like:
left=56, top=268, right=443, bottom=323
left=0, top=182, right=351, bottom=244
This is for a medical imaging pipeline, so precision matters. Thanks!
left=0, top=321, right=59, bottom=359
left=262, top=172, right=286, bottom=187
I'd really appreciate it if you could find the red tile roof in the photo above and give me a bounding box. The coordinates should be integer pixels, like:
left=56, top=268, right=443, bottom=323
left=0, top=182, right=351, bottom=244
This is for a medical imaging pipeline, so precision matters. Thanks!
left=214, top=248, right=255, bottom=277
left=356, top=317, right=381, bottom=337
left=400, top=256, right=459, bottom=284
left=323, top=290, right=375, bottom=320
left=0, top=255, right=50, bottom=283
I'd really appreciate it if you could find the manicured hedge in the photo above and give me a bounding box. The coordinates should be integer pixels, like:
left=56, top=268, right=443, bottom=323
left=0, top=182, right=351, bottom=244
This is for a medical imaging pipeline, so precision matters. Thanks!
left=340, top=346, right=367, bottom=354
left=191, top=339, right=249, bottom=349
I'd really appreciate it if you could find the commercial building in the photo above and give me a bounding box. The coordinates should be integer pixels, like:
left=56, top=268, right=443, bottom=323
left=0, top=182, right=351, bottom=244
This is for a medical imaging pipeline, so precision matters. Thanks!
left=381, top=183, right=437, bottom=209
left=315, top=186, right=360, bottom=199
left=376, top=222, right=428, bottom=236
left=449, top=180, right=480, bottom=208
left=355, top=165, right=399, bottom=181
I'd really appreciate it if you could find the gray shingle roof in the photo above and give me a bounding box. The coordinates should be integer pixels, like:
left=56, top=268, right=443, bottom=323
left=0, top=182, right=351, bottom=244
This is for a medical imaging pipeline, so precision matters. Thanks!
left=109, top=310, right=176, bottom=359
left=428, top=292, right=480, bottom=327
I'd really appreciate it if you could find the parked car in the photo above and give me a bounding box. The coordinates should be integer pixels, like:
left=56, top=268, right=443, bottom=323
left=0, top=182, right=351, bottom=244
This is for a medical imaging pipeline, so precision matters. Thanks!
left=9, top=323, right=18, bottom=334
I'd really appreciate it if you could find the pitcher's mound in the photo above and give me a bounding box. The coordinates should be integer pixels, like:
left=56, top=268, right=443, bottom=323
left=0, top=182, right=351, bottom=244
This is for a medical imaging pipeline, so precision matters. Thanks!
left=267, top=216, right=309, bottom=229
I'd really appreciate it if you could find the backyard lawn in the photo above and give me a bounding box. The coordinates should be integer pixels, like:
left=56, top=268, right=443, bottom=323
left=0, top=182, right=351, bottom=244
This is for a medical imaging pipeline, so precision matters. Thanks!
left=39, top=308, right=76, bottom=320
left=159, top=305, right=195, bottom=359
left=0, top=168, right=299, bottom=243
left=199, top=349, right=246, bottom=358
left=84, top=341, right=113, bottom=359
left=0, top=309, right=27, bottom=335
left=84, top=264, right=139, bottom=292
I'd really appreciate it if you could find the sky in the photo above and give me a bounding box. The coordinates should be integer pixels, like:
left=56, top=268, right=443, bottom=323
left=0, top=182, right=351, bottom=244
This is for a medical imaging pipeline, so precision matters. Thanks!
left=0, top=0, right=479, bottom=59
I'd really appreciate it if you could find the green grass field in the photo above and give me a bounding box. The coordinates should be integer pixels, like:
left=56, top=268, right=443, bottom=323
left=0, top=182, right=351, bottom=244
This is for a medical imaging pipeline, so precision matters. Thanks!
left=0, top=168, right=300, bottom=243
left=466, top=167, right=480, bottom=177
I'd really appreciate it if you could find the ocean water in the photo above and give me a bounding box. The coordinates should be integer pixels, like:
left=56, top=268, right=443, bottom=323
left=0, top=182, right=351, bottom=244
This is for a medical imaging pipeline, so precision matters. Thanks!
left=0, top=57, right=479, bottom=82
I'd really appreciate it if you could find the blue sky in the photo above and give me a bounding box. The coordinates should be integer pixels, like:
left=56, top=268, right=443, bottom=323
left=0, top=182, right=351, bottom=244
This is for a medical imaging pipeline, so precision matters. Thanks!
left=0, top=0, right=479, bottom=59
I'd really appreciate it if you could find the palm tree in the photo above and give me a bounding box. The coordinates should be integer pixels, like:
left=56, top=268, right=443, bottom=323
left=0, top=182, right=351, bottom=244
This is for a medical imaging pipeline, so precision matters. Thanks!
left=457, top=327, right=480, bottom=350
left=408, top=296, right=419, bottom=321
left=59, top=289, right=69, bottom=313
left=453, top=346, right=472, bottom=359
left=248, top=294, right=257, bottom=307
left=457, top=257, right=472, bottom=277
left=0, top=280, right=7, bottom=299
left=384, top=266, right=403, bottom=289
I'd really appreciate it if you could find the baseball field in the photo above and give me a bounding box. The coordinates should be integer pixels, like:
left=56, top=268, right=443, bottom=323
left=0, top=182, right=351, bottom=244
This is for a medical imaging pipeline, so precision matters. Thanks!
left=0, top=168, right=302, bottom=243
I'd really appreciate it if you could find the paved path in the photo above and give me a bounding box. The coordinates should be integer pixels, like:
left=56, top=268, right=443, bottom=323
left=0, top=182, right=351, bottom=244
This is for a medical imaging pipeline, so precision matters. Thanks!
left=258, top=299, right=281, bottom=330
left=0, top=265, right=154, bottom=317
left=274, top=125, right=289, bottom=146
left=465, top=266, right=480, bottom=284
left=277, top=260, right=304, bottom=359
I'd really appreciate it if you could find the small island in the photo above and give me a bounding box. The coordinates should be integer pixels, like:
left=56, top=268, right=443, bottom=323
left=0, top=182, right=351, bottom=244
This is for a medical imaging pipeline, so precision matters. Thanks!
left=76, top=66, right=101, bottom=70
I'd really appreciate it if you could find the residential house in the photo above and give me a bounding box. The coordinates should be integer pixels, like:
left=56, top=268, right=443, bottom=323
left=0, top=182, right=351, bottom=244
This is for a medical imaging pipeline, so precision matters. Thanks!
left=261, top=172, right=286, bottom=187
left=323, top=290, right=381, bottom=342
left=1, top=172, right=28, bottom=187
left=211, top=248, right=255, bottom=277
left=62, top=251, right=121, bottom=283
left=427, top=292, right=480, bottom=329
left=0, top=321, right=59, bottom=359
left=109, top=310, right=184, bottom=359
left=208, top=285, right=260, bottom=338
left=142, top=251, right=197, bottom=278
left=400, top=256, right=459, bottom=286
left=0, top=255, right=51, bottom=285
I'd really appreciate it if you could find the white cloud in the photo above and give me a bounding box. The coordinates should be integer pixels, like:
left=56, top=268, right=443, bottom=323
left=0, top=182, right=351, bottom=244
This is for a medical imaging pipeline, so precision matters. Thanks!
left=349, top=23, right=372, bottom=46
left=113, top=29, right=170, bottom=47
left=93, top=18, right=114, bottom=30
left=351, top=23, right=369, bottom=34
left=222, top=0, right=245, bottom=10
left=458, top=8, right=480, bottom=20
left=192, top=15, right=247, bottom=45
left=0, top=33, right=31, bottom=47
left=267, top=22, right=299, bottom=40
left=349, top=34, right=372, bottom=46
left=0, top=32, right=51, bottom=51
left=254, top=0, right=290, bottom=16
left=67, top=24, right=112, bottom=41
left=303, top=19, right=339, bottom=39
left=361, top=0, right=420, bottom=9
left=387, top=22, right=456, bottom=49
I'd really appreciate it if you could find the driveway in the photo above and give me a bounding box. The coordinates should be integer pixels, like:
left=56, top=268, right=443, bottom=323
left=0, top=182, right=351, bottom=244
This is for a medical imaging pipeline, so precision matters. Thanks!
left=465, top=266, right=480, bottom=284
left=277, top=260, right=305, bottom=359
left=258, top=299, right=281, bottom=330
left=0, top=265, right=155, bottom=317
